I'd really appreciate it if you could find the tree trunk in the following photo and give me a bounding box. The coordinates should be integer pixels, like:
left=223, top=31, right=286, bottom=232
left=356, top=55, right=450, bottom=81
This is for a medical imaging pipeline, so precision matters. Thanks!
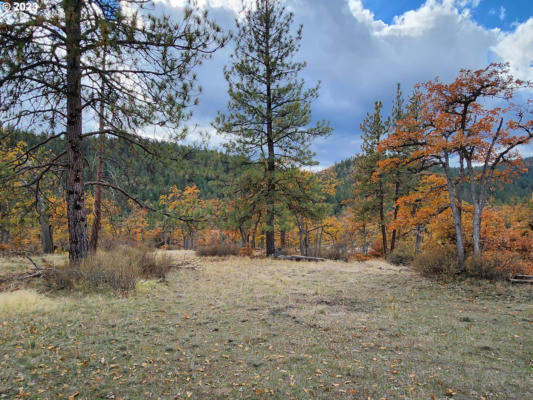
left=414, top=226, right=423, bottom=255
left=264, top=7, right=276, bottom=257
left=378, top=182, right=387, bottom=255
left=472, top=205, right=482, bottom=258
left=361, top=223, right=368, bottom=255
left=0, top=225, right=8, bottom=245
left=40, top=215, right=54, bottom=254
left=443, top=158, right=465, bottom=269
left=35, top=191, right=54, bottom=254
left=89, top=58, right=106, bottom=253
left=239, top=227, right=247, bottom=247
left=466, top=158, right=484, bottom=259
left=304, top=222, right=309, bottom=256
left=298, top=225, right=304, bottom=256
left=390, top=179, right=400, bottom=253
left=65, top=0, right=89, bottom=262
left=266, top=203, right=275, bottom=255
left=280, top=230, right=286, bottom=248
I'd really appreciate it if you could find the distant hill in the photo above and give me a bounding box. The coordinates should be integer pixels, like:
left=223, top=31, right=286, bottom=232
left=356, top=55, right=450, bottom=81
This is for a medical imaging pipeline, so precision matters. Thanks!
left=326, top=156, right=533, bottom=210
left=2, top=131, right=240, bottom=206
left=5, top=131, right=532, bottom=211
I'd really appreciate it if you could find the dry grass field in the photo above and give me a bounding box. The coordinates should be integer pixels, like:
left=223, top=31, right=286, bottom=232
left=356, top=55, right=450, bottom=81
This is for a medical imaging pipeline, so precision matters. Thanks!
left=0, top=251, right=532, bottom=399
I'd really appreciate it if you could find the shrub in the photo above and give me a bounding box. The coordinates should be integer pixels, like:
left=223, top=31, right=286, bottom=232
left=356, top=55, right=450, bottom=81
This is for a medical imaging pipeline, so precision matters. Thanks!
left=466, top=252, right=525, bottom=280
left=412, top=244, right=458, bottom=279
left=239, top=246, right=254, bottom=257
left=350, top=252, right=370, bottom=262
left=368, top=240, right=384, bottom=257
left=317, top=244, right=349, bottom=262
left=46, top=247, right=172, bottom=292
left=387, top=247, right=414, bottom=266
left=196, top=243, right=240, bottom=257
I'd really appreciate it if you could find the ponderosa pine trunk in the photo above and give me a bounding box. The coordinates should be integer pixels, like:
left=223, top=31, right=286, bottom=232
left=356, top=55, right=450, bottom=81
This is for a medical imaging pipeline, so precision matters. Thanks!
left=266, top=140, right=275, bottom=256
left=36, top=191, right=54, bottom=254
left=89, top=109, right=105, bottom=252
left=90, top=53, right=106, bottom=253
left=0, top=224, right=8, bottom=245
left=378, top=181, right=387, bottom=255
left=65, top=0, right=89, bottom=262
left=39, top=213, right=54, bottom=254
left=280, top=230, right=286, bottom=248
left=264, top=8, right=275, bottom=257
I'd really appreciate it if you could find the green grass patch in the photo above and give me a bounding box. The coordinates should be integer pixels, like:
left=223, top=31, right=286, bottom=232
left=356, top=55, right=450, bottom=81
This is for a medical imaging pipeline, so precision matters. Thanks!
left=0, top=253, right=531, bottom=399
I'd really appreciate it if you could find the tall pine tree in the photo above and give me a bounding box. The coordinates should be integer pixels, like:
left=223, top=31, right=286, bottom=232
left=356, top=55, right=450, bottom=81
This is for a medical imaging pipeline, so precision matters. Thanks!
left=215, top=0, right=331, bottom=256
left=353, top=101, right=389, bottom=255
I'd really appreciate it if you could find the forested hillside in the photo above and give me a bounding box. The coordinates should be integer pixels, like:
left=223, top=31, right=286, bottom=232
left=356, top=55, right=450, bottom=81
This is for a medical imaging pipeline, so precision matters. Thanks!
left=327, top=156, right=533, bottom=209
left=4, top=130, right=240, bottom=204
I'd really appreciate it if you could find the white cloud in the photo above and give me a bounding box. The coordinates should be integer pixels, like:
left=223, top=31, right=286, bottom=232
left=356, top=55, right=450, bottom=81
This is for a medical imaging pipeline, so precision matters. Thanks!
left=492, top=18, right=533, bottom=81
left=499, top=6, right=506, bottom=21
left=149, top=0, right=533, bottom=165
left=348, top=0, right=492, bottom=37
left=154, top=0, right=252, bottom=15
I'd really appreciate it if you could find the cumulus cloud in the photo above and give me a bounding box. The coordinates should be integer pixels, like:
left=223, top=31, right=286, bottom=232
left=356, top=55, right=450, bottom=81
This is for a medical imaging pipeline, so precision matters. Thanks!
left=492, top=18, right=533, bottom=81
left=150, top=0, right=533, bottom=166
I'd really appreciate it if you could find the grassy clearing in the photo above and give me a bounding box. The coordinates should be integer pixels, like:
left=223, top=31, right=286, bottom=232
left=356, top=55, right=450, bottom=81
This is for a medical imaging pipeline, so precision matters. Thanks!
left=0, top=251, right=531, bottom=399
left=0, top=290, right=59, bottom=316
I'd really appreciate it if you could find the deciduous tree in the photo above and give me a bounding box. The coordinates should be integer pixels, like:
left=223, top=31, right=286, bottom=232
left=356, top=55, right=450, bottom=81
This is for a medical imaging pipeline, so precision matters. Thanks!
left=380, top=63, right=532, bottom=268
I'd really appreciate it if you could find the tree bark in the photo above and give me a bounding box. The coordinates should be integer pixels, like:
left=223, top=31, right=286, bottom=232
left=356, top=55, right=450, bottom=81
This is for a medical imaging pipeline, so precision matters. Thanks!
left=443, top=156, right=465, bottom=269
left=0, top=224, right=9, bottom=245
left=298, top=224, right=304, bottom=256
left=472, top=205, right=482, bottom=257
left=90, top=52, right=106, bottom=253
left=361, top=222, right=368, bottom=255
left=264, top=2, right=276, bottom=257
left=65, top=0, right=89, bottom=262
left=304, top=222, right=309, bottom=256
left=378, top=182, right=387, bottom=255
left=280, top=230, right=286, bottom=248
left=39, top=214, right=54, bottom=254
left=390, top=179, right=400, bottom=252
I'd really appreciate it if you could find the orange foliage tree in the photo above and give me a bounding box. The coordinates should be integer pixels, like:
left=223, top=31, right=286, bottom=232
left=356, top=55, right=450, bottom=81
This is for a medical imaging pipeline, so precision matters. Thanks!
left=159, top=185, right=207, bottom=249
left=380, top=63, right=532, bottom=269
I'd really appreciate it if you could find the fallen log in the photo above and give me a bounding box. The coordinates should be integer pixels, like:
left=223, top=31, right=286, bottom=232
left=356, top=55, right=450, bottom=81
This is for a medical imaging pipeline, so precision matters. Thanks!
left=167, top=259, right=200, bottom=270
left=0, top=270, right=44, bottom=284
left=0, top=255, right=54, bottom=285
left=273, top=255, right=326, bottom=262
left=510, top=275, right=533, bottom=284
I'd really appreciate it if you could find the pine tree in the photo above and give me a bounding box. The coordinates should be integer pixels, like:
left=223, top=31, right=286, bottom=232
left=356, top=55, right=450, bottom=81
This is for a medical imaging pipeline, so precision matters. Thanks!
left=0, top=1, right=226, bottom=261
left=353, top=101, right=390, bottom=255
left=215, top=0, right=331, bottom=256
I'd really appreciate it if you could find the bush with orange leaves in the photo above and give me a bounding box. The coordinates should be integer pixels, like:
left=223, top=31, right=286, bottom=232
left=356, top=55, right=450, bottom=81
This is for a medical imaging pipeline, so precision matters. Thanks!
left=427, top=202, right=532, bottom=278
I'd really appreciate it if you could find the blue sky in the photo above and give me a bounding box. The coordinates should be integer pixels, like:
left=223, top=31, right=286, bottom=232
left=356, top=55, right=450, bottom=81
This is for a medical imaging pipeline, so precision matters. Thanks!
left=365, top=0, right=530, bottom=30
left=154, top=0, right=533, bottom=168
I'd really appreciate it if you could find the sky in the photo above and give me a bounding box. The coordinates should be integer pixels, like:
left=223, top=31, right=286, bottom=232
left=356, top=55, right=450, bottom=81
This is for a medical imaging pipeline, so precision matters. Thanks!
left=153, top=0, right=533, bottom=168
